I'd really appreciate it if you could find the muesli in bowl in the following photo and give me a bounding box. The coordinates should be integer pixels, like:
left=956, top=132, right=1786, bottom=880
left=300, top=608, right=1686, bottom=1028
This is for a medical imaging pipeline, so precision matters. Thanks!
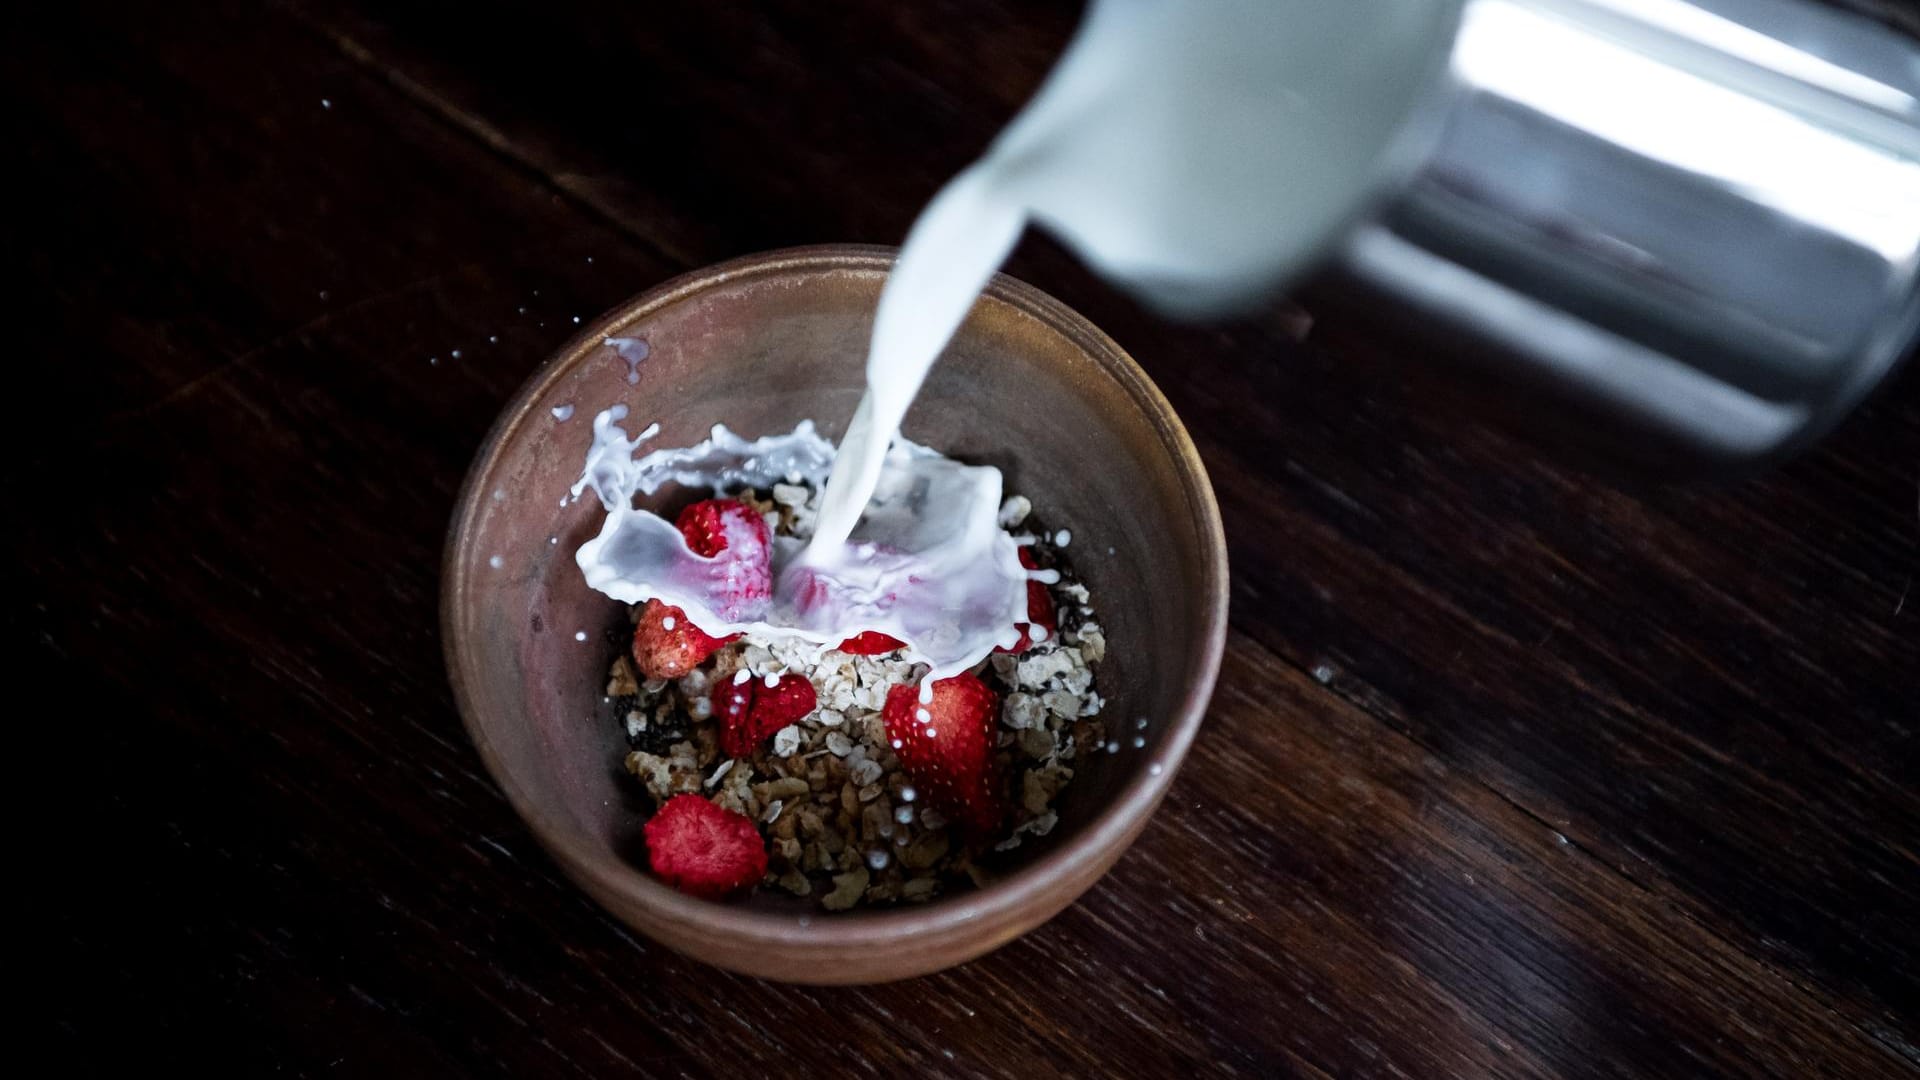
left=599, top=475, right=1107, bottom=909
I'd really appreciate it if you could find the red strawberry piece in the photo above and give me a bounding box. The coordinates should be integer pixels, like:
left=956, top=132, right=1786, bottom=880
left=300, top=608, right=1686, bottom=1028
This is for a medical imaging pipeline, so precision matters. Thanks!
left=882, top=673, right=1004, bottom=834
left=674, top=498, right=773, bottom=621
left=643, top=793, right=768, bottom=900
left=632, top=600, right=738, bottom=680
left=837, top=630, right=906, bottom=655
left=996, top=546, right=1057, bottom=655
left=711, top=672, right=818, bottom=758
left=784, top=566, right=831, bottom=616
left=752, top=673, right=818, bottom=728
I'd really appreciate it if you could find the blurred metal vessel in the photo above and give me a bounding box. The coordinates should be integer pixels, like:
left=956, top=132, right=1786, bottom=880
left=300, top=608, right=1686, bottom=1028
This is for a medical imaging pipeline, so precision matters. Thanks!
left=1330, top=0, right=1920, bottom=473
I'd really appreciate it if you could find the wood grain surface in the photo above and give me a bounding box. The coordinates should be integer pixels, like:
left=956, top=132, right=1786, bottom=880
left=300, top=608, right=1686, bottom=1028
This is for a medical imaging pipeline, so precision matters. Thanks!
left=17, top=0, right=1918, bottom=1075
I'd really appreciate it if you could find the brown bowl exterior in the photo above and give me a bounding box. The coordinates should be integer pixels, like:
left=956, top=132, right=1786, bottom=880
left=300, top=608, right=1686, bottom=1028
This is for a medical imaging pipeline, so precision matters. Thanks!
left=442, top=245, right=1227, bottom=983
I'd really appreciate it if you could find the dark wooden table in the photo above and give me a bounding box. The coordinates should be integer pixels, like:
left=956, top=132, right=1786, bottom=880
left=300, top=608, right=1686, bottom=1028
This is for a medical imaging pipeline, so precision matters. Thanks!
left=20, top=1, right=1919, bottom=1075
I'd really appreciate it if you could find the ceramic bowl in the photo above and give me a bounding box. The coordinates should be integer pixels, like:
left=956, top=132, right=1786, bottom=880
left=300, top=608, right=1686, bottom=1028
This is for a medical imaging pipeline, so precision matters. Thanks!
left=442, top=245, right=1227, bottom=983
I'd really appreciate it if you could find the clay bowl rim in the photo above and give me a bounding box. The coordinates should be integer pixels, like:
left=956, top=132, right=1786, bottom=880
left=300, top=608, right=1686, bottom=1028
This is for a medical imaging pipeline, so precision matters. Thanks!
left=442, top=243, right=1228, bottom=955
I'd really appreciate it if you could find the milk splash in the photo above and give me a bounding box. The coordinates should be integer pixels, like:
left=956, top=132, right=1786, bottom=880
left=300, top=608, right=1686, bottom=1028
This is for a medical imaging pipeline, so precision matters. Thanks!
left=573, top=406, right=1029, bottom=679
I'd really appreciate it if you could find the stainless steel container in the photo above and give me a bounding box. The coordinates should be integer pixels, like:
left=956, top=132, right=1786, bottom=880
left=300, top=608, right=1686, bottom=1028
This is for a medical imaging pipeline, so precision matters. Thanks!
left=1329, top=0, right=1920, bottom=473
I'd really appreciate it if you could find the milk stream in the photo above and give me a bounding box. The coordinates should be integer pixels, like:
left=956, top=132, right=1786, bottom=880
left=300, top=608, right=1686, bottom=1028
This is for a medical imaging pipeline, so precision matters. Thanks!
left=805, top=171, right=1026, bottom=554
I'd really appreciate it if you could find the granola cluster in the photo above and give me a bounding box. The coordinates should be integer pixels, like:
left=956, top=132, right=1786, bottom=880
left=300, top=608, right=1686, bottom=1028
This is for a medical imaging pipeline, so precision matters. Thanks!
left=607, top=486, right=1106, bottom=909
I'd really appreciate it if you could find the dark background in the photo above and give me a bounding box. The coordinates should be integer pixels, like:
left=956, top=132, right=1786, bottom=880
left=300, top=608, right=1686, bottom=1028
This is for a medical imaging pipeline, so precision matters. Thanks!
left=16, top=0, right=1919, bottom=1075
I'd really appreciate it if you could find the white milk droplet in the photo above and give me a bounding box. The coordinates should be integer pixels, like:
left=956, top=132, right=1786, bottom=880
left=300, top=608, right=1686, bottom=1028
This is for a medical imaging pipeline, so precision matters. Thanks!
left=551, top=404, right=575, bottom=421
left=488, top=555, right=504, bottom=569
left=574, top=631, right=588, bottom=641
left=1054, top=529, right=1072, bottom=547
left=604, top=337, right=650, bottom=385
left=661, top=616, right=675, bottom=630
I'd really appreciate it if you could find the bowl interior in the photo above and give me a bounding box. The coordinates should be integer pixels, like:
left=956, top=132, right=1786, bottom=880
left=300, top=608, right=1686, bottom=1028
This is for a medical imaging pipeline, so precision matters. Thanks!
left=446, top=247, right=1223, bottom=976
